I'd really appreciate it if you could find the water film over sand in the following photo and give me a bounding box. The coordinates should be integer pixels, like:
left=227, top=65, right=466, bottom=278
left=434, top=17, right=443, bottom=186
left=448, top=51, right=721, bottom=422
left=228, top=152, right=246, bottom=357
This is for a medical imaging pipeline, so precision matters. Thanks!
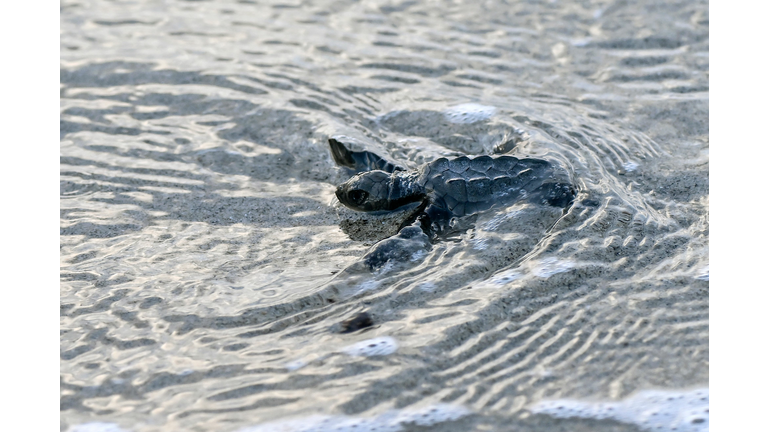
left=61, top=0, right=708, bottom=431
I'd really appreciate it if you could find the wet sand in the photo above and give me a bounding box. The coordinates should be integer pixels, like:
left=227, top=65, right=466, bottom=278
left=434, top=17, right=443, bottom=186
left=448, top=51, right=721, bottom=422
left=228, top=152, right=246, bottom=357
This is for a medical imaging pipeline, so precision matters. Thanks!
left=60, top=0, right=708, bottom=431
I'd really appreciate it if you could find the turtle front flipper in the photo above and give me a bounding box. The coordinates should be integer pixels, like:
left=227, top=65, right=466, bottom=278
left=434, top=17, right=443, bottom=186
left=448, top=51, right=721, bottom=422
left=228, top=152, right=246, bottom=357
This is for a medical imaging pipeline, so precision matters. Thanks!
left=395, top=200, right=455, bottom=240
left=363, top=220, right=432, bottom=270
left=329, top=137, right=405, bottom=174
left=357, top=200, right=453, bottom=270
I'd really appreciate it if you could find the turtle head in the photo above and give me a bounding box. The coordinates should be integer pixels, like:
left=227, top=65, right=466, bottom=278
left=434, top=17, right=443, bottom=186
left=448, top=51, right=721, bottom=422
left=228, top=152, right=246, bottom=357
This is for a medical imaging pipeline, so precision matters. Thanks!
left=336, top=170, right=395, bottom=212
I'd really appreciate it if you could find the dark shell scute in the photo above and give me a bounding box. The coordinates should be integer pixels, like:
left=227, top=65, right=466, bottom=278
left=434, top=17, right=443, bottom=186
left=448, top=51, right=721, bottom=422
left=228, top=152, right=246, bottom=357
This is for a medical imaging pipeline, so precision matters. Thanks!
left=513, top=168, right=535, bottom=182
left=467, top=177, right=493, bottom=202
left=445, top=179, right=468, bottom=203
left=423, top=173, right=443, bottom=189
left=429, top=157, right=451, bottom=174
left=492, top=176, right=515, bottom=195
left=467, top=169, right=489, bottom=181
left=469, top=155, right=494, bottom=173
left=450, top=156, right=471, bottom=173
left=485, top=167, right=507, bottom=179
left=493, top=156, right=519, bottom=172
left=441, top=169, right=464, bottom=182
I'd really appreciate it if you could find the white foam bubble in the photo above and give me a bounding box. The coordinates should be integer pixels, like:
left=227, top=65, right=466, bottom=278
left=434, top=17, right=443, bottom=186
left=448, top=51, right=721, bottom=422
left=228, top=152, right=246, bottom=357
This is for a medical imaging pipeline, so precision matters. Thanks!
left=67, top=423, right=131, bottom=432
left=622, top=161, right=640, bottom=172
left=285, top=359, right=308, bottom=371
left=341, top=336, right=399, bottom=357
left=529, top=388, right=709, bottom=432
left=236, top=404, right=471, bottom=432
left=287, top=337, right=399, bottom=370
left=443, top=103, right=496, bottom=124
left=471, top=238, right=489, bottom=250
left=531, top=257, right=576, bottom=278
left=489, top=269, right=523, bottom=286
left=356, top=279, right=382, bottom=293
left=694, top=265, right=709, bottom=281
left=410, top=250, right=427, bottom=261
left=237, top=415, right=337, bottom=432
left=481, top=208, right=522, bottom=231
left=393, top=404, right=473, bottom=426
left=417, top=281, right=437, bottom=292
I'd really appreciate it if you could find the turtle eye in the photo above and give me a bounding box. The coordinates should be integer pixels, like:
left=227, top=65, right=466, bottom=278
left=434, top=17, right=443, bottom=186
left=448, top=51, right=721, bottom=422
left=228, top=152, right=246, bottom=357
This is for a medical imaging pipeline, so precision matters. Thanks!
left=348, top=189, right=368, bottom=205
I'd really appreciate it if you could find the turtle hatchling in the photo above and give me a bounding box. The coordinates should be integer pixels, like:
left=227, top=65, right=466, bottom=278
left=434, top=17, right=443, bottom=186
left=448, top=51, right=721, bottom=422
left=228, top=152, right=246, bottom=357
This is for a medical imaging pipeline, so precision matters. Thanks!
left=329, top=137, right=576, bottom=267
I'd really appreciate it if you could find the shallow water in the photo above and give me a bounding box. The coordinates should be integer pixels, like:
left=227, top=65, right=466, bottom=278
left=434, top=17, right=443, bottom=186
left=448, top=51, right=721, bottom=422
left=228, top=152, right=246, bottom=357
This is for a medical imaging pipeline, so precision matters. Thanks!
left=60, top=0, right=708, bottom=431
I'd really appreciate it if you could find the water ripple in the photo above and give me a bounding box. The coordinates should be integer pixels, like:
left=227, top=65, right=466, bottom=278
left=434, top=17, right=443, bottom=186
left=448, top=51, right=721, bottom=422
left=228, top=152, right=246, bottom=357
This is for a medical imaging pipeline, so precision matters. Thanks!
left=61, top=0, right=707, bottom=431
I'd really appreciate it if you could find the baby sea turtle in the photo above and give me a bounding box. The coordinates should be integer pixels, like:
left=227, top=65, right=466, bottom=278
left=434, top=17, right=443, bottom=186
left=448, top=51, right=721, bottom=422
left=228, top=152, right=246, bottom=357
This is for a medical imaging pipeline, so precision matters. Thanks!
left=329, top=138, right=575, bottom=268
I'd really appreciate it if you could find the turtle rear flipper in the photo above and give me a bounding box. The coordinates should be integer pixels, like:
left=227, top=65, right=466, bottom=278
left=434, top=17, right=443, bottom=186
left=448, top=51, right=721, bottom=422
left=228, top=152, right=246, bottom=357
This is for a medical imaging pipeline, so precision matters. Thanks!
left=329, top=137, right=405, bottom=174
left=529, top=181, right=577, bottom=208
